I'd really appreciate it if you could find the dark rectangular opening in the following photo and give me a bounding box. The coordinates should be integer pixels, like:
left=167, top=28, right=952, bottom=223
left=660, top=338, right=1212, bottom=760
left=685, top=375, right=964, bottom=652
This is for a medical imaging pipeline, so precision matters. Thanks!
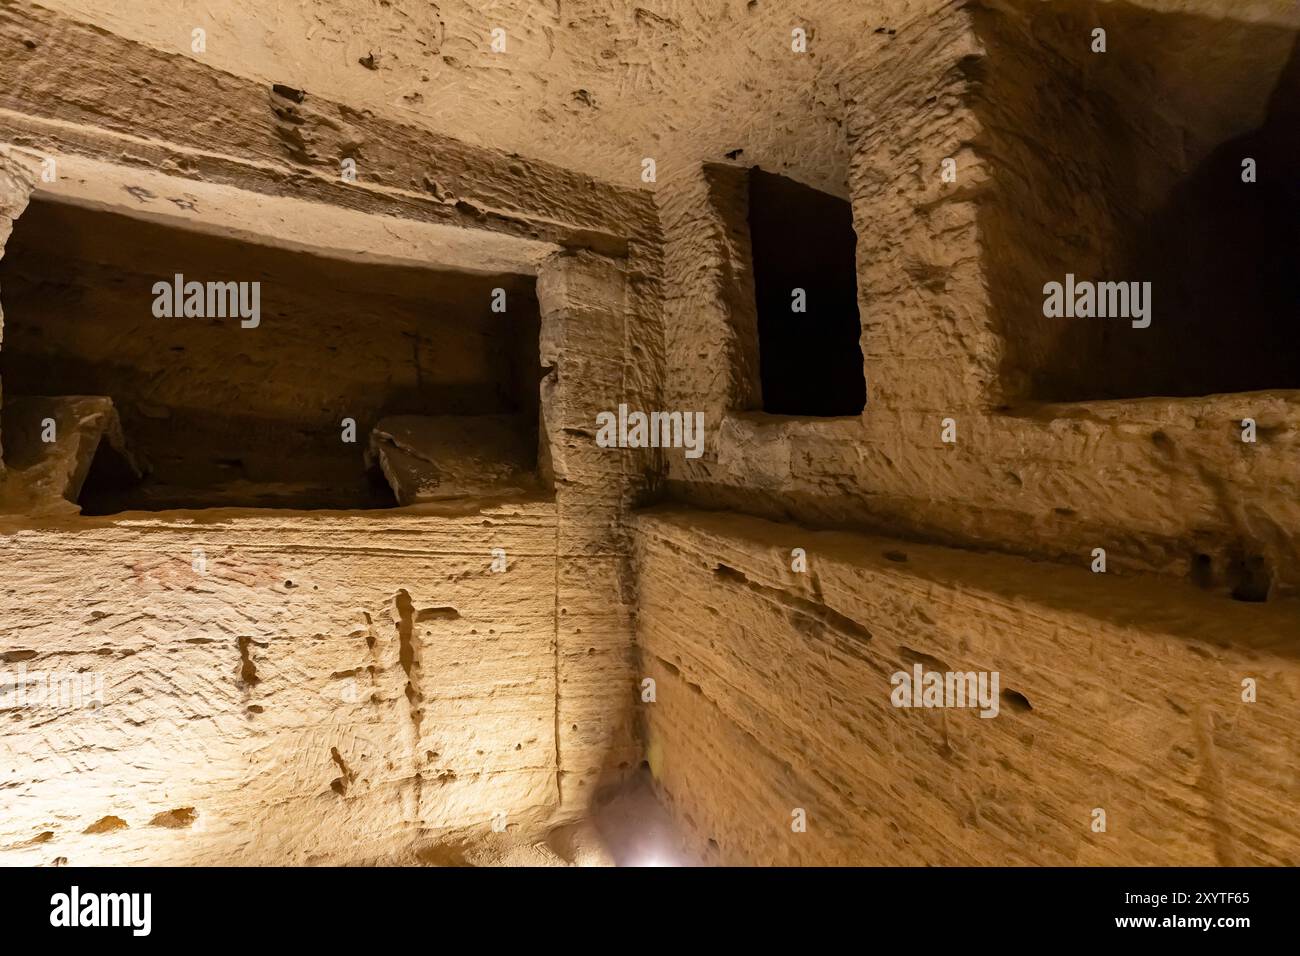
left=747, top=168, right=865, bottom=417
left=975, top=0, right=1300, bottom=402
left=0, top=198, right=541, bottom=513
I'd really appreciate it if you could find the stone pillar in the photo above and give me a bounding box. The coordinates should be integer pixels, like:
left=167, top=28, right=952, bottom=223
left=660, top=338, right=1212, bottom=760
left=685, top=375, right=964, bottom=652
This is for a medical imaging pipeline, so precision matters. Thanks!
left=658, top=163, right=762, bottom=466
left=536, top=250, right=643, bottom=820
left=842, top=4, right=995, bottom=419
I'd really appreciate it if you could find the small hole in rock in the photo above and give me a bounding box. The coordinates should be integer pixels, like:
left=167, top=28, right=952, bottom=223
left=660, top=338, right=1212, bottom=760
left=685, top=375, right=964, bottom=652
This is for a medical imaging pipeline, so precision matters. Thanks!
left=1228, top=555, right=1272, bottom=603
left=1190, top=553, right=1215, bottom=589
left=1000, top=689, right=1032, bottom=713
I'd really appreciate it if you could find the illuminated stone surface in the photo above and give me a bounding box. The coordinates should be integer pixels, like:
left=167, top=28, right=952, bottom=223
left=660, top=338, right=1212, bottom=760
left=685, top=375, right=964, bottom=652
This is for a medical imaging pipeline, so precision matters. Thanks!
left=0, top=0, right=1296, bottom=866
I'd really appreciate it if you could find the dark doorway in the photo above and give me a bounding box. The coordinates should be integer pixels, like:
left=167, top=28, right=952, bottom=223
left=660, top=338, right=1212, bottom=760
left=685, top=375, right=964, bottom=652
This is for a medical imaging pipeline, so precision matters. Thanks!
left=1111, top=40, right=1300, bottom=399
left=747, top=168, right=865, bottom=416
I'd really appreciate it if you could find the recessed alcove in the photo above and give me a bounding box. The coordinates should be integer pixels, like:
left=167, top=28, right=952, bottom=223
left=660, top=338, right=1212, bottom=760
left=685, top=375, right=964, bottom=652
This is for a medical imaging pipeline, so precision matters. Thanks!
left=975, top=0, right=1300, bottom=402
left=0, top=197, right=542, bottom=512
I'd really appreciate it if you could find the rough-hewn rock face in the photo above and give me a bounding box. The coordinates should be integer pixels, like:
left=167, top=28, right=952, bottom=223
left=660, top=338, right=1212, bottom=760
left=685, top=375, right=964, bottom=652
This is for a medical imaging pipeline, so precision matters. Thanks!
left=0, top=505, right=569, bottom=865
left=368, top=416, right=538, bottom=505
left=645, top=0, right=1300, bottom=864
left=32, top=0, right=1287, bottom=193
left=1, top=0, right=1297, bottom=867
left=635, top=508, right=1300, bottom=866
left=664, top=1, right=1300, bottom=596
left=0, top=1, right=656, bottom=864
left=25, top=0, right=870, bottom=196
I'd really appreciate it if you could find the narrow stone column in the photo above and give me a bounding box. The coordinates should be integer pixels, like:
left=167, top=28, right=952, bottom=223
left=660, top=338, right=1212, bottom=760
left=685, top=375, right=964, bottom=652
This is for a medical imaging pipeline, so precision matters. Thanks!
left=536, top=250, right=643, bottom=819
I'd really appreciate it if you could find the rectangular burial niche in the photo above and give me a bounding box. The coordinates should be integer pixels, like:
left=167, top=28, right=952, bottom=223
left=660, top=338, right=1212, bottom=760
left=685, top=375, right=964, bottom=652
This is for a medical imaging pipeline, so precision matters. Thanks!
left=747, top=167, right=865, bottom=417
left=976, top=0, right=1300, bottom=403
left=0, top=197, right=542, bottom=514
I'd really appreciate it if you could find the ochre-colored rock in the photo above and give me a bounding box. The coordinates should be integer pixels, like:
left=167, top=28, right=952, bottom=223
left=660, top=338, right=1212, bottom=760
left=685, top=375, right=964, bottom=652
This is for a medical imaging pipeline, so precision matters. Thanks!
left=0, top=0, right=1295, bottom=867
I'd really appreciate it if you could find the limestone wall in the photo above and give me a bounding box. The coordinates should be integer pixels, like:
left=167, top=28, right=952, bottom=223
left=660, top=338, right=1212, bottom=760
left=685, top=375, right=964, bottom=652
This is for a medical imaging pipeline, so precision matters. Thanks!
left=634, top=507, right=1300, bottom=866
left=1, top=506, right=564, bottom=865
left=0, top=0, right=1296, bottom=867
left=642, top=0, right=1300, bottom=866
left=662, top=0, right=1300, bottom=598
left=0, top=1, right=659, bottom=863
